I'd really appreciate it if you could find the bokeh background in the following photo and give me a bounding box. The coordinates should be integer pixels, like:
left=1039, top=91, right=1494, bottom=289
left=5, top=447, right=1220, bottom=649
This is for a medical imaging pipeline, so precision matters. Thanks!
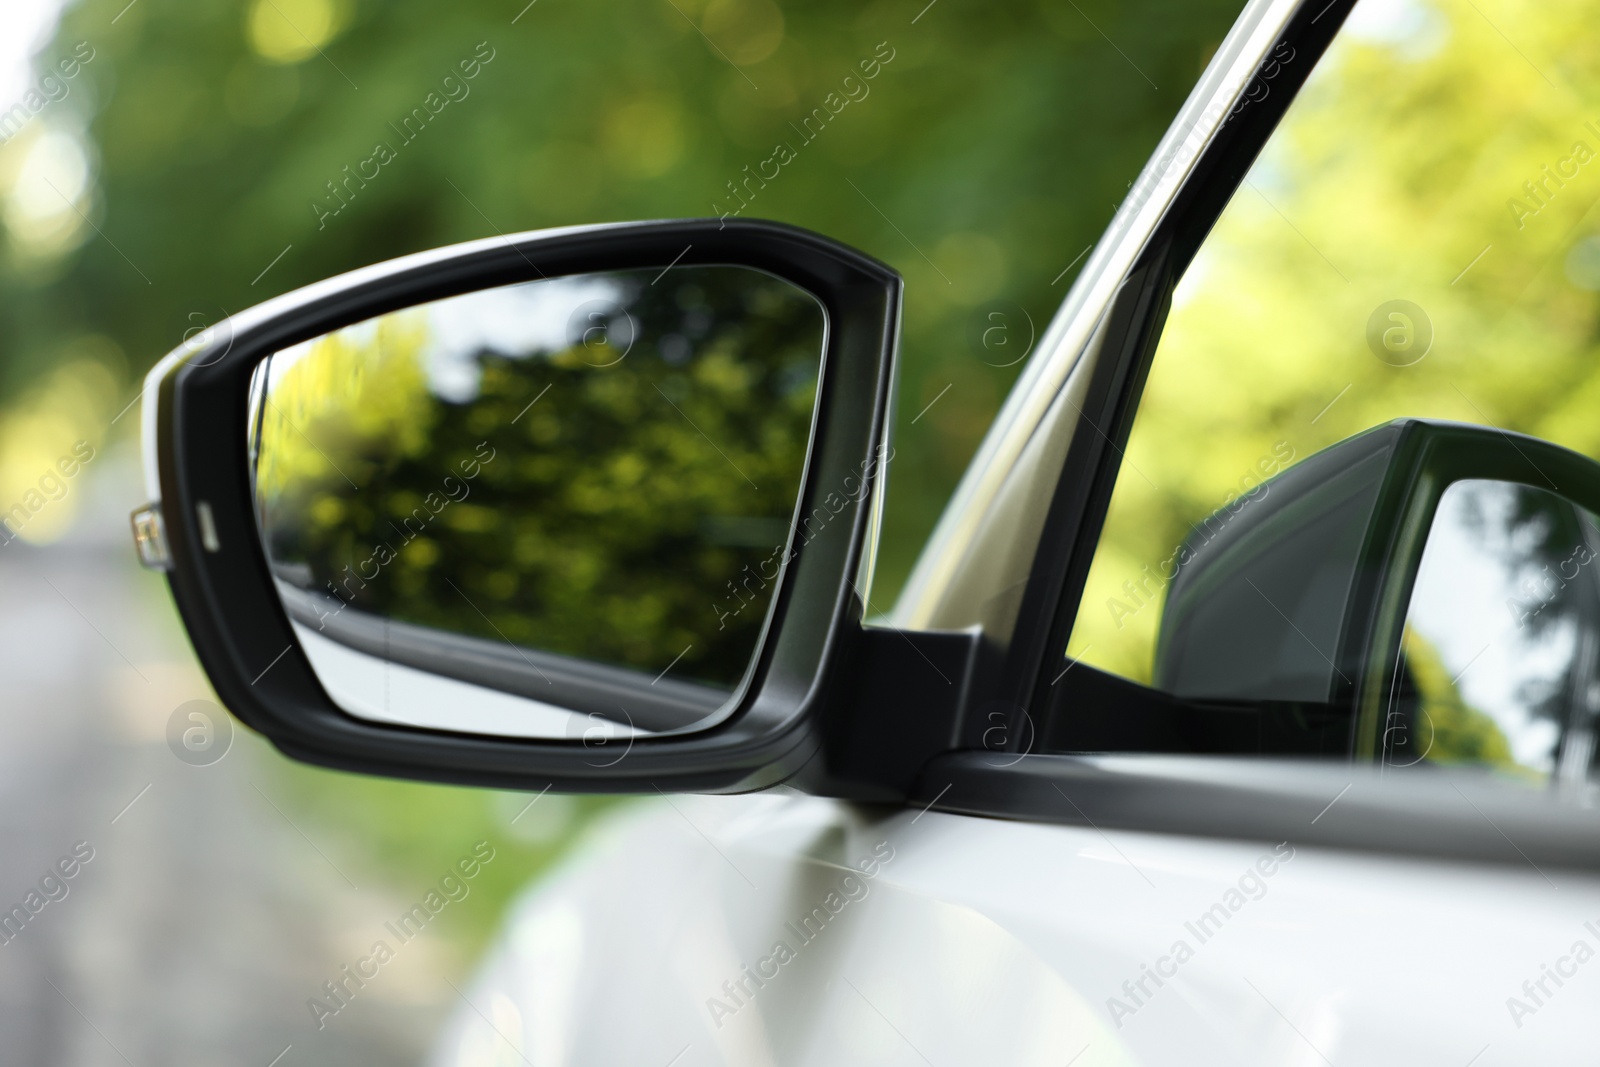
left=0, top=0, right=1246, bottom=1061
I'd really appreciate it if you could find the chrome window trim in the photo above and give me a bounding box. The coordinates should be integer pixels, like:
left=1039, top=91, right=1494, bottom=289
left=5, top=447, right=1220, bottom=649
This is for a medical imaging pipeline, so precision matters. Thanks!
left=892, top=0, right=1304, bottom=632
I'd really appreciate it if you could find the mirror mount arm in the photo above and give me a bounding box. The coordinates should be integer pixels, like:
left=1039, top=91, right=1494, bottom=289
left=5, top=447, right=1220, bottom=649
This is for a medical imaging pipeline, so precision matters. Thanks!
left=800, top=623, right=983, bottom=801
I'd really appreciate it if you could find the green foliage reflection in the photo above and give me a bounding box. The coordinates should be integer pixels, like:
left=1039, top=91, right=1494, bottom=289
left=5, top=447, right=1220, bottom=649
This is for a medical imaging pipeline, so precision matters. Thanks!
left=255, top=266, right=822, bottom=688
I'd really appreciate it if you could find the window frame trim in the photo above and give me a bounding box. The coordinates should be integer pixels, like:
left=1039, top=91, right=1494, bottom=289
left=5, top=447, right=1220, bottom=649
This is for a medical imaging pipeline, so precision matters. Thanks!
left=907, top=0, right=1600, bottom=868
left=889, top=0, right=1358, bottom=764
left=1014, top=0, right=1364, bottom=746
left=917, top=750, right=1600, bottom=874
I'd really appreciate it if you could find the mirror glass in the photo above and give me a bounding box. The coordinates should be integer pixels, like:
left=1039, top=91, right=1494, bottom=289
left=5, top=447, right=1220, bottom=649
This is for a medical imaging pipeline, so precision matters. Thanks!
left=247, top=265, right=826, bottom=740
left=1391, top=480, right=1600, bottom=786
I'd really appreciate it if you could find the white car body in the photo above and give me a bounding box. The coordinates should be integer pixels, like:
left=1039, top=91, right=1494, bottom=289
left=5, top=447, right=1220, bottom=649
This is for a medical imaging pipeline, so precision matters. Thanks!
left=434, top=791, right=1598, bottom=1065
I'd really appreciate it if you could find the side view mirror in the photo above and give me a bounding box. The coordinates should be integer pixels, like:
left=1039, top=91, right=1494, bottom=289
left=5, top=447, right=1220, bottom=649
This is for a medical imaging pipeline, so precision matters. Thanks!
left=134, top=219, right=900, bottom=792
left=1153, top=418, right=1600, bottom=779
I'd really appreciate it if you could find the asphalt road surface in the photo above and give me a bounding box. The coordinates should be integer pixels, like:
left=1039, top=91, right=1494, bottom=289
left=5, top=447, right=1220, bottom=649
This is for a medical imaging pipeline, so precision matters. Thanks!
left=0, top=445, right=458, bottom=1066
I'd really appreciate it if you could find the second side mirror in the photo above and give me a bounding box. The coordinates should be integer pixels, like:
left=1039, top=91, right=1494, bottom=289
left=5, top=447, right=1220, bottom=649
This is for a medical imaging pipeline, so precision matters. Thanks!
left=1154, top=418, right=1600, bottom=776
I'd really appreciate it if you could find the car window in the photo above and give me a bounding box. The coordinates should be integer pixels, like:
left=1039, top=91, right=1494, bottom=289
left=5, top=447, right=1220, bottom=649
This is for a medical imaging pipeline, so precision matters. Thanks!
left=1056, top=0, right=1600, bottom=772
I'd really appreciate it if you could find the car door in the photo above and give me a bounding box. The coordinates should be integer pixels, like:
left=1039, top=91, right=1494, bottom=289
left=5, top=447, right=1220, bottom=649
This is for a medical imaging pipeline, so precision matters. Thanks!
left=425, top=0, right=1600, bottom=1062
left=430, top=791, right=1596, bottom=1065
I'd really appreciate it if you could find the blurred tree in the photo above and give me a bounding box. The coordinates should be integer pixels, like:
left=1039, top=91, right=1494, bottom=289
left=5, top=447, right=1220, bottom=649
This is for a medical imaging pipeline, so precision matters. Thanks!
left=3, top=0, right=1246, bottom=591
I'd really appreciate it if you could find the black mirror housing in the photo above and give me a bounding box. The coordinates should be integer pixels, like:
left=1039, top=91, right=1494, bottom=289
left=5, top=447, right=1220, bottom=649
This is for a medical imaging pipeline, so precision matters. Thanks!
left=1153, top=418, right=1600, bottom=759
left=137, top=219, right=901, bottom=793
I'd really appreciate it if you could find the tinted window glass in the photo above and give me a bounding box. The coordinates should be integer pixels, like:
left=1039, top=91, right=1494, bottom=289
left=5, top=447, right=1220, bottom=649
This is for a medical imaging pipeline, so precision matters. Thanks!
left=1055, top=0, right=1600, bottom=761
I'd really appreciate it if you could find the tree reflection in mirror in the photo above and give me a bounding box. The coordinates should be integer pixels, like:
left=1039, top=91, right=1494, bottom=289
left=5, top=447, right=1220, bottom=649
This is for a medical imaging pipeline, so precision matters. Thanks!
left=1389, top=480, right=1600, bottom=788
left=246, top=266, right=825, bottom=740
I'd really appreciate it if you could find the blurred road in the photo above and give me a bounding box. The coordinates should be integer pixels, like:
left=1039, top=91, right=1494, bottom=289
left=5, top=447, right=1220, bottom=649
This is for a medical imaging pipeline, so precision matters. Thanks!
left=0, top=444, right=452, bottom=1065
